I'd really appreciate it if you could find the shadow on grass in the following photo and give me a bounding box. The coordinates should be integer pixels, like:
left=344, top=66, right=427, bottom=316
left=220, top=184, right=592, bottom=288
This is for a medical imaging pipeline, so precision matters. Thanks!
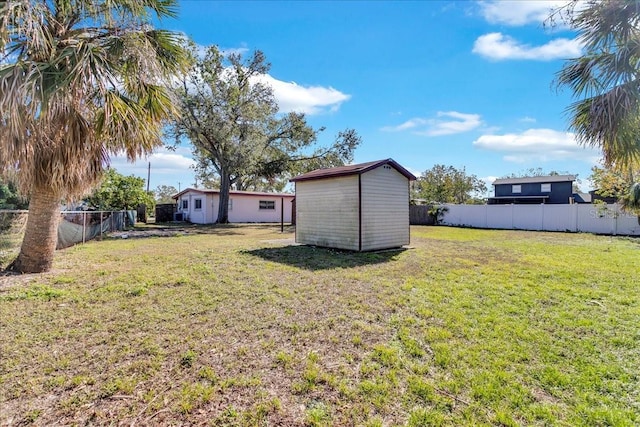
left=243, top=245, right=406, bottom=271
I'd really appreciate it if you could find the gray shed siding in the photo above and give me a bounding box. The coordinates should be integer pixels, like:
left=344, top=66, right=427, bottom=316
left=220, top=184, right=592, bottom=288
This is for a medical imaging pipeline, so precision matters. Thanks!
left=360, top=165, right=410, bottom=250
left=295, top=176, right=359, bottom=250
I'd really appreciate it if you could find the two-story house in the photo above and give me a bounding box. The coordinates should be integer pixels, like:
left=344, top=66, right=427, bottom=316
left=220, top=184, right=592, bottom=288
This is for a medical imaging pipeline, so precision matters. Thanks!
left=488, top=175, right=576, bottom=205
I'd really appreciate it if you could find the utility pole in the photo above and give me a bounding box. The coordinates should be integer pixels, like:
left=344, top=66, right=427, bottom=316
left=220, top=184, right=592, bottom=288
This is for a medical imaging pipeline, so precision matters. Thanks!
left=146, top=162, right=151, bottom=192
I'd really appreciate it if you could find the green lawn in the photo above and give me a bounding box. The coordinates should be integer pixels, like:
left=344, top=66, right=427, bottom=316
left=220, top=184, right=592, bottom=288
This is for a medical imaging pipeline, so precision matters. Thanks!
left=1, top=225, right=638, bottom=426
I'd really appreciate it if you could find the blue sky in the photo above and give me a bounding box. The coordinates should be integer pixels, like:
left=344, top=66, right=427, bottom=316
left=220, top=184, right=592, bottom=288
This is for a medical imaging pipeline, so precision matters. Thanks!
left=113, top=0, right=601, bottom=195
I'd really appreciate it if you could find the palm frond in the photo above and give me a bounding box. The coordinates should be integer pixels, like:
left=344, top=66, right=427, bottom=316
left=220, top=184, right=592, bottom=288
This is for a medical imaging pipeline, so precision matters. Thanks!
left=0, top=0, right=186, bottom=197
left=556, top=0, right=640, bottom=167
left=621, top=182, right=640, bottom=210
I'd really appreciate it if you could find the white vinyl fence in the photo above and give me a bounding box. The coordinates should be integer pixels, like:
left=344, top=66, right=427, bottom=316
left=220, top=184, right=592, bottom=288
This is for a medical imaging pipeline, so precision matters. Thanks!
left=441, top=203, right=640, bottom=236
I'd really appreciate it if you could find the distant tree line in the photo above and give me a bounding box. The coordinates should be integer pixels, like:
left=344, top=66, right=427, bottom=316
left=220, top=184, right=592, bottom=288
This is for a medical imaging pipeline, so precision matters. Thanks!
left=412, top=165, right=486, bottom=205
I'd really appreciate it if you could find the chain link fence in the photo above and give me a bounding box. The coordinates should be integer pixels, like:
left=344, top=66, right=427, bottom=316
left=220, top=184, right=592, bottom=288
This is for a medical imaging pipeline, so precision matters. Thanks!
left=0, top=210, right=135, bottom=268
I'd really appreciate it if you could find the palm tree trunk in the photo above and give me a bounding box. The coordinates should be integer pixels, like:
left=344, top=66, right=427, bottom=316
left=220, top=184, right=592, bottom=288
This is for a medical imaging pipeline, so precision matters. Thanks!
left=11, top=188, right=61, bottom=273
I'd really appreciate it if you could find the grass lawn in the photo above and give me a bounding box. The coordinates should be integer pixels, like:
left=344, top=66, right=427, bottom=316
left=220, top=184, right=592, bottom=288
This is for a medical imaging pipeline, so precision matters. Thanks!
left=1, top=224, right=638, bottom=426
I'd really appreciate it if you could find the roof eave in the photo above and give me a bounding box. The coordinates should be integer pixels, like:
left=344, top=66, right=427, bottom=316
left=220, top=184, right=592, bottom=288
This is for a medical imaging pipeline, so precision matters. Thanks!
left=290, top=158, right=416, bottom=182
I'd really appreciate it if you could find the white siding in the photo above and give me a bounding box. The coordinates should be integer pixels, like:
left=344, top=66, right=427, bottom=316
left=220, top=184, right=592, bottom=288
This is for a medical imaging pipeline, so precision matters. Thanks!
left=226, top=194, right=293, bottom=223
left=188, top=194, right=207, bottom=224
left=177, top=190, right=292, bottom=224
left=205, top=194, right=218, bottom=224
left=360, top=165, right=410, bottom=250
left=177, top=192, right=207, bottom=224
left=177, top=192, right=214, bottom=224
left=295, top=176, right=359, bottom=250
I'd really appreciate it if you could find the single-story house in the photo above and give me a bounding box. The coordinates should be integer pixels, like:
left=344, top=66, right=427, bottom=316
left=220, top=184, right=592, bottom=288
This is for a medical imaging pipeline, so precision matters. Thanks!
left=172, top=188, right=294, bottom=224
left=290, top=158, right=416, bottom=251
left=488, top=175, right=576, bottom=204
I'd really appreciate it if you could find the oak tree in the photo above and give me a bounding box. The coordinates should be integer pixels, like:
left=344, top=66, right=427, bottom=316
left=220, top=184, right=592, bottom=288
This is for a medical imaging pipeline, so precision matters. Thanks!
left=172, top=44, right=360, bottom=223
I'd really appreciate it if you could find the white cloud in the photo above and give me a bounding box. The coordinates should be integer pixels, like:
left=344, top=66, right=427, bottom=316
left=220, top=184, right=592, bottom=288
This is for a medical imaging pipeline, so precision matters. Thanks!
left=220, top=45, right=250, bottom=57
left=178, top=68, right=349, bottom=116
left=381, top=118, right=429, bottom=132
left=182, top=42, right=351, bottom=115
left=473, top=32, right=582, bottom=61
left=111, top=148, right=195, bottom=172
left=478, top=0, right=568, bottom=26
left=426, top=112, right=483, bottom=136
left=482, top=175, right=500, bottom=186
left=183, top=38, right=249, bottom=59
left=381, top=111, right=483, bottom=136
left=146, top=151, right=196, bottom=172
left=254, top=74, right=351, bottom=115
left=109, top=147, right=197, bottom=188
left=473, top=128, right=601, bottom=163
left=519, top=116, right=537, bottom=123
left=404, top=166, right=423, bottom=179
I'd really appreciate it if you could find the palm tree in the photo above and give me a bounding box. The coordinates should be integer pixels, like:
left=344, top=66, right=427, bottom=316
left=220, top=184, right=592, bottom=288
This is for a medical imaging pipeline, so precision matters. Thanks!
left=557, top=0, right=640, bottom=165
left=556, top=0, right=640, bottom=208
left=620, top=182, right=640, bottom=213
left=0, top=0, right=186, bottom=273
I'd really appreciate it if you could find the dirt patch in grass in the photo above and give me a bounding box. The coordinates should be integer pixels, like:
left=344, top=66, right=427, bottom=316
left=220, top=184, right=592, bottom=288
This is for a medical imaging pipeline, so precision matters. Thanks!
left=108, top=222, right=252, bottom=239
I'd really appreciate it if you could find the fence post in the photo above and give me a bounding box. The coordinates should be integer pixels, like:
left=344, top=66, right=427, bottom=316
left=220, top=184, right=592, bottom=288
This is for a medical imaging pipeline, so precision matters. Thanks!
left=82, top=211, right=86, bottom=244
left=100, top=212, right=103, bottom=238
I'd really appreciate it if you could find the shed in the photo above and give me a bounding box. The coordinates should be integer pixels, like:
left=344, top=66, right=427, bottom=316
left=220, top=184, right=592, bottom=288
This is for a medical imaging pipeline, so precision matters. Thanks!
left=290, top=159, right=416, bottom=251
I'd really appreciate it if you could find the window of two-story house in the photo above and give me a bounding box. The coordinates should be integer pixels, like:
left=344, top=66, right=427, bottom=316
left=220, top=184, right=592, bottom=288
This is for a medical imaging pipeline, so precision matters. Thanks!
left=512, top=185, right=522, bottom=194
left=541, top=183, right=551, bottom=192
left=259, top=200, right=275, bottom=210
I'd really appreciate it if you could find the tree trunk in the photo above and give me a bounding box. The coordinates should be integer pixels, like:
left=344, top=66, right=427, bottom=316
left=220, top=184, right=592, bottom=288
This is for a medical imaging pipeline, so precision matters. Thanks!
left=11, top=188, right=61, bottom=273
left=217, top=170, right=231, bottom=224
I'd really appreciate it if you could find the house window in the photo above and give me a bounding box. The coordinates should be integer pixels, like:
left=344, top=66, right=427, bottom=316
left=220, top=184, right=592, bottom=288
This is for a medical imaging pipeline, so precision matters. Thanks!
left=194, top=199, right=202, bottom=210
left=259, top=200, right=275, bottom=210
left=541, top=183, right=551, bottom=192
left=512, top=185, right=522, bottom=194
left=228, top=199, right=233, bottom=211
left=182, top=199, right=188, bottom=209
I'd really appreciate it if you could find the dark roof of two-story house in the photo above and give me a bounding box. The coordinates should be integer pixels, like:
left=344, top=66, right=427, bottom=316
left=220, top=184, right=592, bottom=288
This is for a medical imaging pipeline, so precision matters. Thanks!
left=491, top=175, right=576, bottom=185
left=488, top=175, right=576, bottom=205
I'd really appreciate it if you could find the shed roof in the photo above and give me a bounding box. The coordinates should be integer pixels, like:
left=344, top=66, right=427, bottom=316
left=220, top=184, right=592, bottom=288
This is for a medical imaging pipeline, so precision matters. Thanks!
left=492, top=175, right=575, bottom=185
left=289, top=158, right=416, bottom=182
left=172, top=188, right=294, bottom=200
